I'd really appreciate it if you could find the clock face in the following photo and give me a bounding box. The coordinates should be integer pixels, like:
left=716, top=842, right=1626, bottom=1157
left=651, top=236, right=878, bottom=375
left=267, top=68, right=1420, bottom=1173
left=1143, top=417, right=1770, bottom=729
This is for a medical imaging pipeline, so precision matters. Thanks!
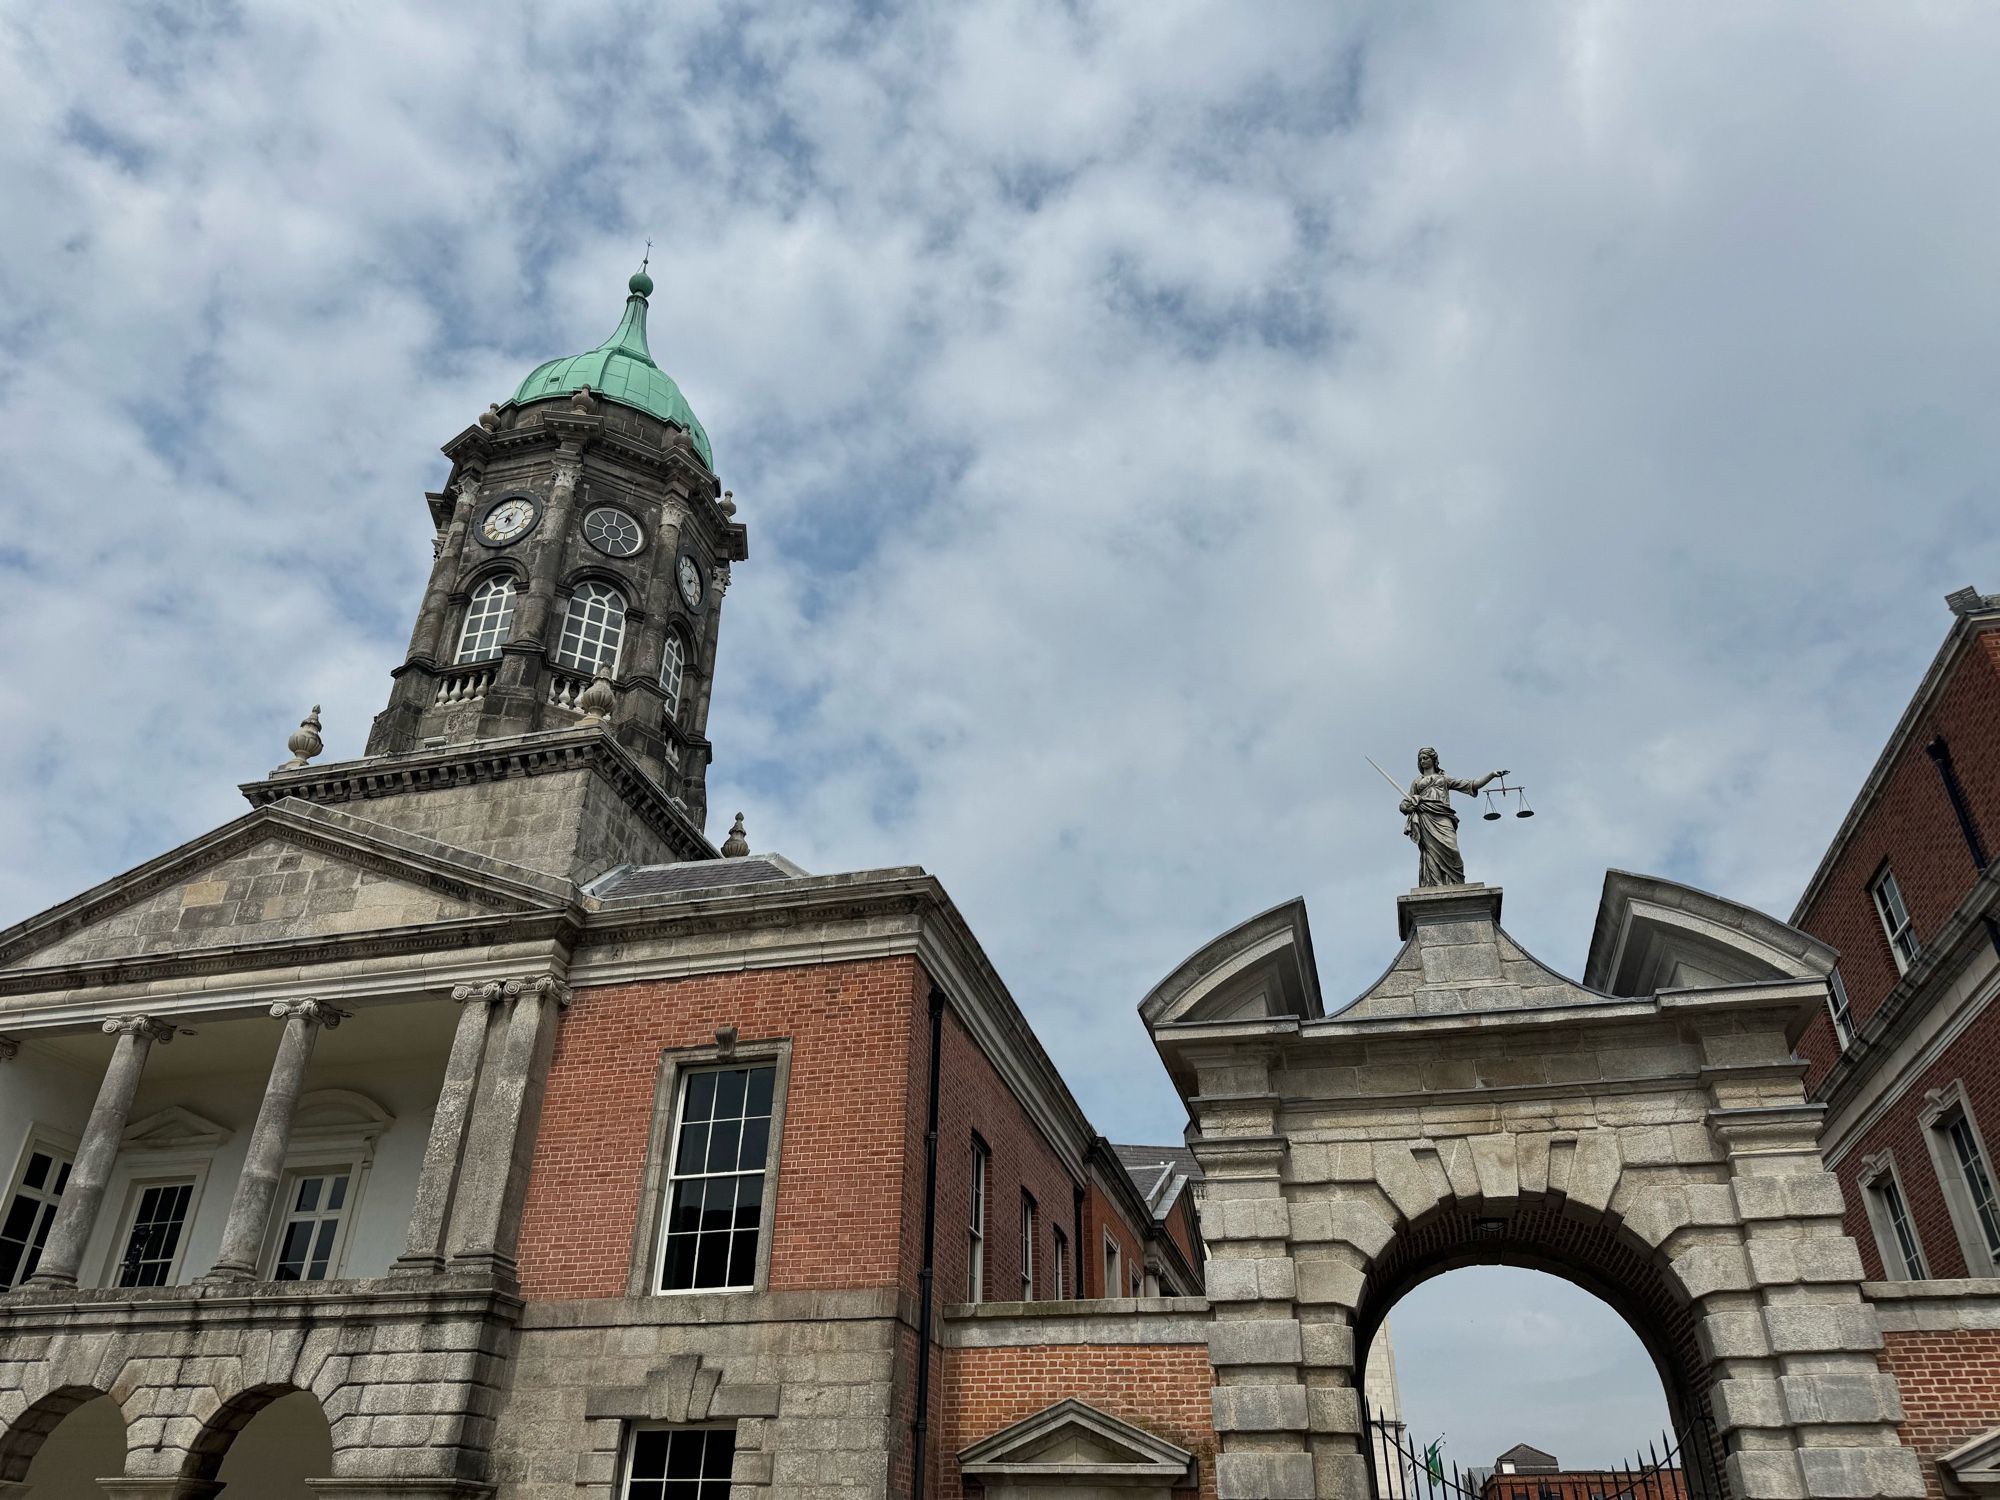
left=677, top=554, right=704, bottom=609
left=479, top=497, right=538, bottom=546
left=583, top=506, right=644, bottom=558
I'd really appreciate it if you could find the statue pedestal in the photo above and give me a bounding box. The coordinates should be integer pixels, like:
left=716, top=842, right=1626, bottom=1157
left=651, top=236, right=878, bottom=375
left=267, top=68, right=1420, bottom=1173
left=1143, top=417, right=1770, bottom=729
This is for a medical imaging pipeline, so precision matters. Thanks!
left=1396, top=881, right=1502, bottom=940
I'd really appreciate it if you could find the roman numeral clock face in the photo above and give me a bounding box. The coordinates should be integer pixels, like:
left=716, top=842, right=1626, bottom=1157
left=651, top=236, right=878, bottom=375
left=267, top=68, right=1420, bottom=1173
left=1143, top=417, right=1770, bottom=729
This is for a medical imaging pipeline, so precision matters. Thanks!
left=478, top=497, right=539, bottom=546
left=677, top=554, right=704, bottom=609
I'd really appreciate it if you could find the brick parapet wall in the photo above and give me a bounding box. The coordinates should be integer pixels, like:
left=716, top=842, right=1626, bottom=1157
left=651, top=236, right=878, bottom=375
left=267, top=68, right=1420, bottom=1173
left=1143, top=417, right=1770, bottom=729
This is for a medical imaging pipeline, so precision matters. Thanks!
left=1086, top=1178, right=1147, bottom=1298
left=1869, top=1280, right=2000, bottom=1500
left=1798, top=628, right=2000, bottom=1091
left=516, top=956, right=926, bottom=1299
left=1828, top=1000, right=2000, bottom=1280
left=939, top=1306, right=1217, bottom=1500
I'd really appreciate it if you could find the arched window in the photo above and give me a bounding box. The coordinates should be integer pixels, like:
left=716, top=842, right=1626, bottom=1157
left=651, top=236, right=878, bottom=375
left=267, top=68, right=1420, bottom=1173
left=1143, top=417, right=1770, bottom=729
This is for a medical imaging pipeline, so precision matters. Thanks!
left=454, top=576, right=517, bottom=664
left=659, top=629, right=687, bottom=721
left=555, top=580, right=626, bottom=673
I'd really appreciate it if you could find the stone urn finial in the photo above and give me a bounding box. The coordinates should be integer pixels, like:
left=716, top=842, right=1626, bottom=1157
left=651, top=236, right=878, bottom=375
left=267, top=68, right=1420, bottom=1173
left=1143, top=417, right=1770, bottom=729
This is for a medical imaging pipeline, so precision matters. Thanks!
left=721, top=489, right=738, bottom=517
left=570, top=383, right=597, bottom=414
left=274, top=705, right=323, bottom=775
left=478, top=403, right=502, bottom=432
left=578, top=661, right=616, bottom=722
left=721, top=812, right=750, bottom=858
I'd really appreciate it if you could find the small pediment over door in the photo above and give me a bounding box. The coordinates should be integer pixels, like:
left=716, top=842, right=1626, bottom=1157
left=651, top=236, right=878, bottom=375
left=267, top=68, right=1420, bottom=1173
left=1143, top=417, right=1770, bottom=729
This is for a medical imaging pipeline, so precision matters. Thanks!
left=957, top=1398, right=1196, bottom=1497
left=1940, top=1425, right=2000, bottom=1497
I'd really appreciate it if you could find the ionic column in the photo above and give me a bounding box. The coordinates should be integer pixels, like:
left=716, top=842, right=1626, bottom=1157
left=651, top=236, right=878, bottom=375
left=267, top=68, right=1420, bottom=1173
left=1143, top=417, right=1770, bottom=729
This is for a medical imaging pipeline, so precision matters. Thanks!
left=25, top=1015, right=174, bottom=1289
left=202, top=998, right=348, bottom=1282
left=391, top=982, right=502, bottom=1276
left=445, top=975, right=569, bottom=1277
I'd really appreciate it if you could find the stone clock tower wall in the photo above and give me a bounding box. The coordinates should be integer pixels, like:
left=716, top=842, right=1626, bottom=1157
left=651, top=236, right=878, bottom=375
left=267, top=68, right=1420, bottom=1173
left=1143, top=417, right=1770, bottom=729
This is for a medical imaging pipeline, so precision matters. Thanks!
left=363, top=273, right=746, bottom=845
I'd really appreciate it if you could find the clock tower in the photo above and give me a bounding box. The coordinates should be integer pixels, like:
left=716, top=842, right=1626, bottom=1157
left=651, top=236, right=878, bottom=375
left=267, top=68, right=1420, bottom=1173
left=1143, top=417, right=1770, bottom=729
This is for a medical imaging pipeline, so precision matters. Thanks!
left=244, top=269, right=747, bottom=881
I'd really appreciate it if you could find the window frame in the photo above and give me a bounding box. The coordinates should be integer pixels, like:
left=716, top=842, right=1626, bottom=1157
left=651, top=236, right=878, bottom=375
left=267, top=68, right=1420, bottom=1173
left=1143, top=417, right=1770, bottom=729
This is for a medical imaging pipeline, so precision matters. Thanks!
left=1051, top=1224, right=1069, bottom=1300
left=555, top=578, right=629, bottom=675
left=1019, top=1190, right=1036, bottom=1301
left=263, top=1162, right=361, bottom=1283
left=1102, top=1231, right=1121, bottom=1301
left=629, top=1038, right=792, bottom=1299
left=454, top=573, right=520, bottom=664
left=619, top=1423, right=738, bottom=1499
left=1870, top=867, right=1921, bottom=975
left=1825, top=967, right=1855, bottom=1050
left=967, top=1136, right=989, bottom=1304
left=106, top=1172, right=203, bottom=1289
left=1857, top=1151, right=1928, bottom=1280
left=659, top=627, right=689, bottom=723
left=0, top=1130, right=77, bottom=1291
left=1920, top=1081, right=2000, bottom=1275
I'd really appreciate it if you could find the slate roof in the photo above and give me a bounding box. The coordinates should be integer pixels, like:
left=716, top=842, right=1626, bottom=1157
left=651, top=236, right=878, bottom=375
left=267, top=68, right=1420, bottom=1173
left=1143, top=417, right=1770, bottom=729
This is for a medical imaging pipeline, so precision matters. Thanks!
left=1495, top=1443, right=1561, bottom=1471
left=589, top=855, right=804, bottom=900
left=1111, top=1142, right=1202, bottom=1222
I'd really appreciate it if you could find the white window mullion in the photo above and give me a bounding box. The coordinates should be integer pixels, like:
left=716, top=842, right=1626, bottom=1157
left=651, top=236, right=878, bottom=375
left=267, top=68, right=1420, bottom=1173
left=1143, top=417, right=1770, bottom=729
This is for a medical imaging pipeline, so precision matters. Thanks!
left=967, top=1139, right=988, bottom=1304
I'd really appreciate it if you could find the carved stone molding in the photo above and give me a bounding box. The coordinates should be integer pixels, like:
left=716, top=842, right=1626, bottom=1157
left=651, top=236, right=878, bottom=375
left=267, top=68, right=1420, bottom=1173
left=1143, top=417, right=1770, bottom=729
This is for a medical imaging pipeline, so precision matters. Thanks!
left=270, top=997, right=350, bottom=1028
left=101, top=1016, right=175, bottom=1044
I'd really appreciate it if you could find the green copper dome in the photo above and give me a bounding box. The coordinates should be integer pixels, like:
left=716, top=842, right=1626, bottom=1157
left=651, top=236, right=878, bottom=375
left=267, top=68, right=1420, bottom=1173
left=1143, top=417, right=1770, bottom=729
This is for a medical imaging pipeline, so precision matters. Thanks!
left=509, top=276, right=712, bottom=466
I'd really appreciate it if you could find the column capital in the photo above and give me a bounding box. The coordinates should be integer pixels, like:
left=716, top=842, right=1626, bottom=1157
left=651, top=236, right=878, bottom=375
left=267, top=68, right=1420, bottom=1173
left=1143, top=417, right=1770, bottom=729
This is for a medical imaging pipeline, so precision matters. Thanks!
left=269, top=997, right=350, bottom=1028
left=102, top=1015, right=175, bottom=1044
left=550, top=457, right=584, bottom=494
left=531, top=974, right=572, bottom=1010
left=452, top=976, right=569, bottom=1009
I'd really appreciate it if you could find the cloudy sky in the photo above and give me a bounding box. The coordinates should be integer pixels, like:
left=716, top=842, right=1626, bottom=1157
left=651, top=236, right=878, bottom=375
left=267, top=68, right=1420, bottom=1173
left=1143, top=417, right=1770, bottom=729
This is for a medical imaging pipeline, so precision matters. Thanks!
left=5, top=0, right=1998, bottom=1459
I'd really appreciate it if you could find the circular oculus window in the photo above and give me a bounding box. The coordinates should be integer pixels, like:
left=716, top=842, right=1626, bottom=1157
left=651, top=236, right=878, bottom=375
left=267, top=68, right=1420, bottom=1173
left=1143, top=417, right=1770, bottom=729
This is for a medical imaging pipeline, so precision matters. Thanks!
left=582, top=506, right=645, bottom=558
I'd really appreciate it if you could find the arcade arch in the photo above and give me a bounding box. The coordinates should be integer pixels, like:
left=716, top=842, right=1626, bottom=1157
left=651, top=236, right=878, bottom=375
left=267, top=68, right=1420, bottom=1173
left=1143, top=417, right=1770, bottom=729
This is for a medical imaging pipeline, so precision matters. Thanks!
left=3, top=1387, right=122, bottom=1498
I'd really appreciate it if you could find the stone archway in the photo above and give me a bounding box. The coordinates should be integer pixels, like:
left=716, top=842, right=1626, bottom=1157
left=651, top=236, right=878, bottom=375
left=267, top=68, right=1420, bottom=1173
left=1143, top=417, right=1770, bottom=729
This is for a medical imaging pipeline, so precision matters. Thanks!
left=182, top=1382, right=334, bottom=1499
left=1143, top=880, right=1927, bottom=1500
left=1, top=1386, right=125, bottom=1498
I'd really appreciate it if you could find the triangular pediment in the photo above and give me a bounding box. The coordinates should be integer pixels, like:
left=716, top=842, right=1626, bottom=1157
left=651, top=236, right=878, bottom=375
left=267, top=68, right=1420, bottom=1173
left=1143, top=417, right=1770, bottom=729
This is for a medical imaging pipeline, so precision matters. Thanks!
left=123, top=1105, right=232, bottom=1152
left=1942, top=1425, right=2000, bottom=1496
left=958, top=1398, right=1195, bottom=1483
left=0, top=800, right=571, bottom=972
left=1140, top=899, right=1322, bottom=1030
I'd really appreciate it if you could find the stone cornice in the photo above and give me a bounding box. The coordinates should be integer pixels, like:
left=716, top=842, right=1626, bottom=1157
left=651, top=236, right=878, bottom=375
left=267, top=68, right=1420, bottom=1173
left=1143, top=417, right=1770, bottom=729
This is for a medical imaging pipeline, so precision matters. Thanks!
left=573, top=867, right=1104, bottom=1176
left=1792, top=606, right=2000, bottom=924
left=0, top=1274, right=521, bottom=1333
left=0, top=918, right=574, bottom=1023
left=242, top=727, right=716, bottom=863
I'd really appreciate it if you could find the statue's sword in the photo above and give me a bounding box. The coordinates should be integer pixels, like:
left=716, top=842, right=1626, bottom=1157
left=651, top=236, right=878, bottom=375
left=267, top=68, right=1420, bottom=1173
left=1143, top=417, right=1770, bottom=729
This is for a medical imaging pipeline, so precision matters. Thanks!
left=1364, top=756, right=1408, bottom=806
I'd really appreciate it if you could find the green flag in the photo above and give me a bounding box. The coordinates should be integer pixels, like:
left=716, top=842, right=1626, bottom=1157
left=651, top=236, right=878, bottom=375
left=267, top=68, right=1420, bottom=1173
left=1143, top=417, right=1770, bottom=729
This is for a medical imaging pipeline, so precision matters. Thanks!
left=1425, top=1438, right=1445, bottom=1484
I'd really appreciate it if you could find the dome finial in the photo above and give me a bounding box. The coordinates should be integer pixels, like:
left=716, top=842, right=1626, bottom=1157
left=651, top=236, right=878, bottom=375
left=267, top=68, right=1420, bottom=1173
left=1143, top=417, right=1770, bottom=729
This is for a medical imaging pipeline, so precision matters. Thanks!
left=629, top=238, right=654, bottom=298
left=721, top=812, right=750, bottom=858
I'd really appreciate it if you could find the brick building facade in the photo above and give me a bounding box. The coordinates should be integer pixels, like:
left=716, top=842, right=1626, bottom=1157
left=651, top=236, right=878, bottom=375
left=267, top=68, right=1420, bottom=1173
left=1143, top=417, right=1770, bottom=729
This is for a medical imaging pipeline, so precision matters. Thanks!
left=0, top=269, right=1994, bottom=1500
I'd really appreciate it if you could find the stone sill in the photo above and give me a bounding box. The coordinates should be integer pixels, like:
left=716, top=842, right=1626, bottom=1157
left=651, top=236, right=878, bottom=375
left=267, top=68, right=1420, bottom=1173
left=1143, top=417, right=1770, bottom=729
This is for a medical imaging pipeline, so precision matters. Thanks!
left=519, top=1284, right=909, bottom=1330
left=1866, top=1277, right=2000, bottom=1331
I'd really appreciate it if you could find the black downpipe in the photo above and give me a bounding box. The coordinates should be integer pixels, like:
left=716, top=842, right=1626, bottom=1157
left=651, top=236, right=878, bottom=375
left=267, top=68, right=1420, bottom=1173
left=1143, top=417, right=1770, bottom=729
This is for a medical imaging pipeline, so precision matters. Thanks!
left=1926, top=736, right=1991, bottom=871
left=1925, top=737, right=2000, bottom=961
left=1072, top=1184, right=1086, bottom=1298
left=910, top=985, right=947, bottom=1497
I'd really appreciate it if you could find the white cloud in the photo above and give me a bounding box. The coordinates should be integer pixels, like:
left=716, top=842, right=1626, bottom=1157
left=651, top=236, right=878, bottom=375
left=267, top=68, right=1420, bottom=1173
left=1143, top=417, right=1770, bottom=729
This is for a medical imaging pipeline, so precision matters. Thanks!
left=4, top=0, right=1998, bottom=1440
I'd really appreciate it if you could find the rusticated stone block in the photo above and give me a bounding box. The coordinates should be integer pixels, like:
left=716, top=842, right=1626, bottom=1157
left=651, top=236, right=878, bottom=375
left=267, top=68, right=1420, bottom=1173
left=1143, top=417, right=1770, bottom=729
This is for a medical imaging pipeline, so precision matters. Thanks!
left=1217, top=1450, right=1316, bottom=1499
left=1212, top=1382, right=1309, bottom=1433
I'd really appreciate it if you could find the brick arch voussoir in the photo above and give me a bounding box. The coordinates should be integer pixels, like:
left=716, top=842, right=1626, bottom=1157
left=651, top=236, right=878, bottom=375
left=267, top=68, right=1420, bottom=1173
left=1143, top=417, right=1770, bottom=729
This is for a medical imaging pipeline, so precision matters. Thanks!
left=1352, top=1188, right=1711, bottom=1432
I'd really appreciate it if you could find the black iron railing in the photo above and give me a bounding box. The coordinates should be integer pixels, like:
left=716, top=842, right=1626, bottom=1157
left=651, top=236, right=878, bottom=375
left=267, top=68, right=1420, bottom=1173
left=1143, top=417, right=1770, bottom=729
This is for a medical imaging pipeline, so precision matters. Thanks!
left=1361, top=1399, right=1727, bottom=1500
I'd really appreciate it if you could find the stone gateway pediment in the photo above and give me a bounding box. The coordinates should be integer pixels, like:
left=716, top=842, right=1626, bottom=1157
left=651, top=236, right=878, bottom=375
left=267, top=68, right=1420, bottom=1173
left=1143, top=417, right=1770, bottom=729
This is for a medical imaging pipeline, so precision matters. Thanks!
left=957, top=1398, right=1197, bottom=1495
left=0, top=800, right=569, bottom=972
left=1138, top=898, right=1323, bottom=1030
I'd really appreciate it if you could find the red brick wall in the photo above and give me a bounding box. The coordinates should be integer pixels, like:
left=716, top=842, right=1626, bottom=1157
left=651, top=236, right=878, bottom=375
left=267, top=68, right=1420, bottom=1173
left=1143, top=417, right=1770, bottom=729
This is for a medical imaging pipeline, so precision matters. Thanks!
left=1165, top=1192, right=1201, bottom=1272
left=1798, top=628, right=2000, bottom=1092
left=1881, top=1328, right=2000, bottom=1500
left=516, top=956, right=925, bottom=1298
left=940, top=1342, right=1218, bottom=1500
left=920, top=1006, right=1083, bottom=1309
left=1831, top=999, right=2000, bottom=1280
left=1086, top=1177, right=1147, bottom=1297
